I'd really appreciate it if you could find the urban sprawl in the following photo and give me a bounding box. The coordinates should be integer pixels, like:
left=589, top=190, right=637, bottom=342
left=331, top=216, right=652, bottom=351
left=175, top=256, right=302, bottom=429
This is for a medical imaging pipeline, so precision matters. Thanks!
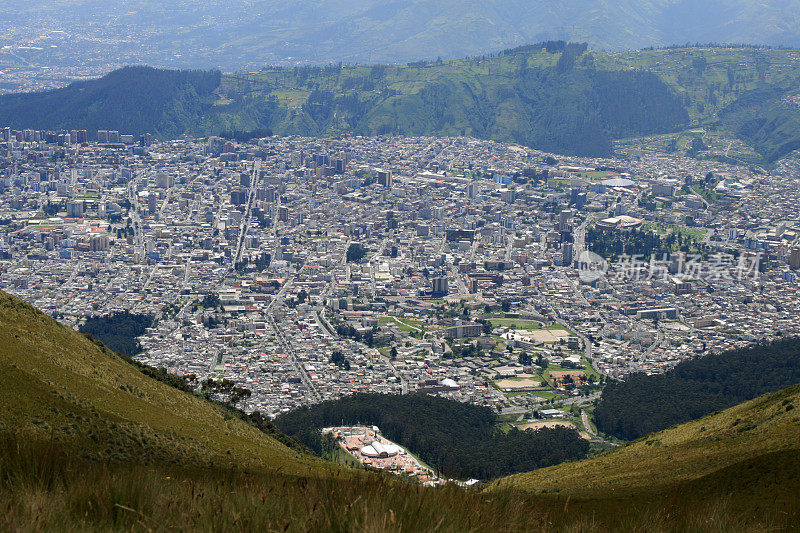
left=3, top=128, right=800, bottom=442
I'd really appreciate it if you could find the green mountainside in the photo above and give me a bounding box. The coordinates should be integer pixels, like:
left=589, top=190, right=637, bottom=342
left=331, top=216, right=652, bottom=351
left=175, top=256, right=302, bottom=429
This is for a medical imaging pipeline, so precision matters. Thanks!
left=0, top=67, right=222, bottom=140
left=494, top=382, right=800, bottom=504
left=1, top=289, right=800, bottom=530
left=4, top=45, right=800, bottom=162
left=0, top=289, right=323, bottom=473
left=593, top=337, right=800, bottom=441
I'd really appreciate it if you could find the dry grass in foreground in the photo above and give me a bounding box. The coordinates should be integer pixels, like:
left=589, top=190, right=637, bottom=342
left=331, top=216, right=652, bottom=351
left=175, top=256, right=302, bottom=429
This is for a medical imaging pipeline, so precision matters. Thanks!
left=1, top=434, right=797, bottom=533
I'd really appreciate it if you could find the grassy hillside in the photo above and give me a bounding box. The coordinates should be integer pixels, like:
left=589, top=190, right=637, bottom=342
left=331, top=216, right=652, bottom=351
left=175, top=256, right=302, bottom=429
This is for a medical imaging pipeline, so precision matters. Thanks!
left=0, top=289, right=324, bottom=473
left=597, top=46, right=800, bottom=162
left=1, top=289, right=799, bottom=530
left=494, top=383, right=800, bottom=500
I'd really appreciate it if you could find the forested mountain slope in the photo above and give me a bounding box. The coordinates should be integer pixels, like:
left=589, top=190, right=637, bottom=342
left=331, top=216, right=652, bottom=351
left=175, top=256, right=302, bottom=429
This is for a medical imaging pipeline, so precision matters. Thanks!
left=274, top=392, right=589, bottom=480
left=593, top=337, right=800, bottom=441
left=4, top=45, right=800, bottom=162
left=0, top=67, right=222, bottom=139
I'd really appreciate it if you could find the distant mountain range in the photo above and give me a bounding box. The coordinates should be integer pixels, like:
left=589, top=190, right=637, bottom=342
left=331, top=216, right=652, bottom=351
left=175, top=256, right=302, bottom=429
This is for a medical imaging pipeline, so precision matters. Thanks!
left=3, top=1, right=800, bottom=69
left=4, top=45, right=800, bottom=162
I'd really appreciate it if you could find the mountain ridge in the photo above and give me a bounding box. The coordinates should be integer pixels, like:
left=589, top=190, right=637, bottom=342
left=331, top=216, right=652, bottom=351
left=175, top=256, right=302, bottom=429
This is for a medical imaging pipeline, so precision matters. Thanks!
left=6, top=45, right=800, bottom=162
left=5, top=1, right=800, bottom=69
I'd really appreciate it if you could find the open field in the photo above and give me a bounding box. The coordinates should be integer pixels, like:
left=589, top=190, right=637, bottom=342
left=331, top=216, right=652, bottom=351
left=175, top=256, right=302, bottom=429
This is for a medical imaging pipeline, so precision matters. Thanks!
left=517, top=421, right=615, bottom=442
left=378, top=316, right=427, bottom=333
left=495, top=377, right=542, bottom=390
left=487, top=318, right=543, bottom=330
left=517, top=421, right=577, bottom=431
left=583, top=171, right=619, bottom=178
left=525, top=329, right=571, bottom=343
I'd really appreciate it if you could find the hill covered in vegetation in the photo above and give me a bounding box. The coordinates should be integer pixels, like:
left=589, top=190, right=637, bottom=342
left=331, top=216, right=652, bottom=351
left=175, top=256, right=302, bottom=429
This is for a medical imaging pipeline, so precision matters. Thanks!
left=6, top=45, right=800, bottom=162
left=0, top=289, right=319, bottom=472
left=495, top=382, right=800, bottom=510
left=593, top=337, right=800, bottom=441
left=0, top=44, right=690, bottom=157
left=274, top=392, right=589, bottom=480
left=0, top=67, right=222, bottom=139
left=1, top=289, right=799, bottom=530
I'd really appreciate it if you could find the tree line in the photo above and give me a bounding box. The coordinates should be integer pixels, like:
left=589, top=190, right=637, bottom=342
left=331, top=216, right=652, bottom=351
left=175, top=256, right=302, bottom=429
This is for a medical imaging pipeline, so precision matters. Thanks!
left=79, top=311, right=154, bottom=357
left=274, top=393, right=589, bottom=480
left=594, top=337, right=800, bottom=441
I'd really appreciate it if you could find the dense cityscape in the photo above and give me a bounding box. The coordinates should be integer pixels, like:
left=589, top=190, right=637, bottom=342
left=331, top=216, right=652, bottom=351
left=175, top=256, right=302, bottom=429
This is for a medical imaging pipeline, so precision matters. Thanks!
left=2, top=127, right=799, bottom=431
left=5, top=2, right=800, bottom=529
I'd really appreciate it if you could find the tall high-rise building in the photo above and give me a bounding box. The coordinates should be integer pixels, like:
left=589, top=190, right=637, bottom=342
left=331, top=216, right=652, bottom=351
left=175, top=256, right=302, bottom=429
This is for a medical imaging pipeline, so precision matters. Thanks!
left=431, top=277, right=449, bottom=296
left=790, top=248, right=800, bottom=269
left=562, top=242, right=574, bottom=266
left=147, top=193, right=158, bottom=213
left=377, top=169, right=392, bottom=187
left=156, top=172, right=173, bottom=189
left=66, top=200, right=84, bottom=219
left=559, top=209, right=573, bottom=232
left=230, top=189, right=248, bottom=206
left=571, top=187, right=587, bottom=209
left=90, top=235, right=110, bottom=252
left=277, top=206, right=289, bottom=222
